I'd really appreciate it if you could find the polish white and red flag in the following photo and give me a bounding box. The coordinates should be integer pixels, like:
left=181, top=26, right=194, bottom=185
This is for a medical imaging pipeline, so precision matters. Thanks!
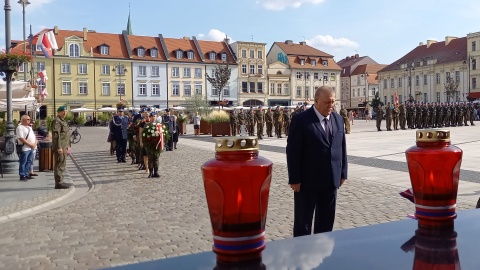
left=394, top=91, right=399, bottom=106
left=36, top=30, right=58, bottom=58
left=36, top=70, right=49, bottom=102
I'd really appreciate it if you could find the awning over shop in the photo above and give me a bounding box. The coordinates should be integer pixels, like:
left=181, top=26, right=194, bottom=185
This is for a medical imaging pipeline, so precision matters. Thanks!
left=467, top=92, right=480, bottom=99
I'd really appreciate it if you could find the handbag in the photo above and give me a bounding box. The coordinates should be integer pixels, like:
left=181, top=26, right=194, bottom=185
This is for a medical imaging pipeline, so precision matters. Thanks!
left=16, top=126, right=31, bottom=154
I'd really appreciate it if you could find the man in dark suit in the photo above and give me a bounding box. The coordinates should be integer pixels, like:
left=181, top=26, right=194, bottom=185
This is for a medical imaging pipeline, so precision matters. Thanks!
left=286, top=86, right=348, bottom=237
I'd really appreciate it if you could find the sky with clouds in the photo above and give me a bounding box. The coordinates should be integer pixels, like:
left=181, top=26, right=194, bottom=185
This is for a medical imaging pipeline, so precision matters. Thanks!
left=1, top=0, right=478, bottom=64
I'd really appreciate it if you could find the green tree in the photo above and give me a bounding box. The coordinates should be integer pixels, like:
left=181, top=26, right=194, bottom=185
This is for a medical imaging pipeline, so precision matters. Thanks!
left=370, top=91, right=384, bottom=109
left=206, top=63, right=231, bottom=103
left=444, top=75, right=460, bottom=103
left=184, top=94, right=212, bottom=117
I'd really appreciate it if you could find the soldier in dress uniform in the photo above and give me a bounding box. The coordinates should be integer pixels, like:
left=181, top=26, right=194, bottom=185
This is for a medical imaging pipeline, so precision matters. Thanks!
left=110, top=104, right=130, bottom=163
left=273, top=106, right=283, bottom=138
left=254, top=106, right=265, bottom=139
left=283, top=108, right=291, bottom=136
left=392, top=104, right=400, bottom=130
left=399, top=103, right=406, bottom=130
left=229, top=110, right=237, bottom=136
left=385, top=102, right=393, bottom=131
left=237, top=108, right=246, bottom=135
left=375, top=104, right=384, bottom=131
left=340, top=105, right=350, bottom=134
left=51, top=106, right=71, bottom=189
left=265, top=107, right=273, bottom=137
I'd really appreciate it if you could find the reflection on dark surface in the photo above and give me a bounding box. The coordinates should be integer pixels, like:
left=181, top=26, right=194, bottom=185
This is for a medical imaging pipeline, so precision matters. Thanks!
left=402, top=227, right=461, bottom=270
left=214, top=258, right=266, bottom=270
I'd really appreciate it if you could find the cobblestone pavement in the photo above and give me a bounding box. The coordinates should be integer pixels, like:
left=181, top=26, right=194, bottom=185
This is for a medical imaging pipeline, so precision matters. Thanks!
left=0, top=124, right=478, bottom=269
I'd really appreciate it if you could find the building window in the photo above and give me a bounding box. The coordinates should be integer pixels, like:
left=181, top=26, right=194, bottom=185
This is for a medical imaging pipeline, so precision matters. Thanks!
left=117, top=83, right=125, bottom=96
left=311, top=60, right=316, bottom=66
left=383, top=79, right=387, bottom=88
left=151, top=66, right=159, bottom=77
left=277, top=83, right=282, bottom=95
left=314, top=72, right=319, bottom=80
left=284, top=83, right=289, bottom=95
left=241, top=50, right=247, bottom=58
left=221, top=53, right=227, bottom=62
left=172, top=67, right=179, bottom=77
left=258, top=65, right=263, bottom=75
left=415, top=75, right=420, bottom=86
left=398, top=77, right=402, bottom=87
left=150, top=48, right=158, bottom=58
left=172, top=84, right=180, bottom=96
left=193, top=83, right=201, bottom=95
left=184, top=84, right=192, bottom=96
left=473, top=41, right=477, bottom=52
left=330, top=73, right=336, bottom=81
left=78, top=63, right=87, bottom=74
left=384, top=96, right=387, bottom=104
left=194, top=68, right=202, bottom=78
left=446, top=72, right=451, bottom=82
left=242, top=64, right=247, bottom=74
left=257, top=82, right=263, bottom=93
left=242, top=82, right=248, bottom=93
left=115, top=65, right=126, bottom=75
left=101, top=64, right=110, bottom=75
left=102, top=83, right=110, bottom=95
left=436, top=92, right=440, bottom=102
left=100, top=46, right=109, bottom=55
left=250, top=50, right=254, bottom=58
left=305, top=86, right=309, bottom=99
left=152, top=84, right=160, bottom=95
left=436, top=73, right=440, bottom=84
left=223, top=87, right=230, bottom=96
left=399, top=95, right=403, bottom=103
left=323, top=73, right=328, bottom=81
left=455, top=71, right=460, bottom=82
left=137, top=48, right=145, bottom=57
left=353, top=90, right=356, bottom=97
left=187, top=51, right=194, bottom=59
left=183, top=68, right=191, bottom=78
left=423, top=75, right=428, bottom=85
left=79, top=82, right=87, bottom=95
left=61, top=63, right=71, bottom=73
left=62, top=82, right=71, bottom=95
left=270, top=83, right=275, bottom=94
left=138, top=66, right=147, bottom=76
left=250, top=65, right=255, bottom=74
left=176, top=50, right=183, bottom=59
left=424, top=93, right=428, bottom=102
left=391, top=78, right=395, bottom=88
left=472, top=78, right=477, bottom=89
left=212, top=87, right=219, bottom=97
left=37, top=62, right=45, bottom=72
left=296, top=86, right=302, bottom=97
left=296, top=72, right=302, bottom=79
left=69, top=44, right=80, bottom=57
left=300, top=59, right=305, bottom=65
left=472, top=59, right=477, bottom=70
left=322, top=60, right=328, bottom=66
left=17, top=63, right=26, bottom=73
left=139, top=84, right=147, bottom=95
left=249, top=82, right=255, bottom=93
left=209, top=52, right=216, bottom=61
left=258, top=51, right=263, bottom=59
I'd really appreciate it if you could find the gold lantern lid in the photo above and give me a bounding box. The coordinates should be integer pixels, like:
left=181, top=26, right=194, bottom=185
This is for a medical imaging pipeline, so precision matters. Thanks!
left=416, top=129, right=451, bottom=142
left=215, top=136, right=259, bottom=152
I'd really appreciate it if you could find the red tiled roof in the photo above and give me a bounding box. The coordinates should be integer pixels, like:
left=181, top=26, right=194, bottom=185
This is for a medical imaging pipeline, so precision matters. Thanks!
left=288, top=56, right=341, bottom=70
left=337, top=55, right=366, bottom=67
left=351, top=64, right=387, bottom=84
left=196, top=40, right=236, bottom=64
left=380, top=37, right=467, bottom=72
left=163, top=37, right=203, bottom=63
left=127, top=34, right=167, bottom=61
left=274, top=41, right=332, bottom=57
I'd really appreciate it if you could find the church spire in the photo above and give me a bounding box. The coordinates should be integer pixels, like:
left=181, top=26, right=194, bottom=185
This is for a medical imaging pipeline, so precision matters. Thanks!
left=126, top=3, right=132, bottom=35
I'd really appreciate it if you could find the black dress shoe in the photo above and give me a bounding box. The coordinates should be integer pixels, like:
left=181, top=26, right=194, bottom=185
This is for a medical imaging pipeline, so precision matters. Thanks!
left=55, top=183, right=71, bottom=189
left=19, top=176, right=27, bottom=181
left=26, top=175, right=34, bottom=180
left=30, top=173, right=39, bottom=176
left=121, top=159, right=127, bottom=163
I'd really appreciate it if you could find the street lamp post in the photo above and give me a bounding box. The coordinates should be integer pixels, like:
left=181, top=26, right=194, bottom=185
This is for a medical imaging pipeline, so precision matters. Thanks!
left=405, top=63, right=415, bottom=102
left=112, top=63, right=127, bottom=101
left=18, top=0, right=30, bottom=82
left=303, top=70, right=309, bottom=103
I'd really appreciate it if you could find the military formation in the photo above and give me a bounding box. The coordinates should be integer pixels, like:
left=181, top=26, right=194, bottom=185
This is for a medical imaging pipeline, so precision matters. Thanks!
left=228, top=105, right=307, bottom=139
left=374, top=101, right=477, bottom=131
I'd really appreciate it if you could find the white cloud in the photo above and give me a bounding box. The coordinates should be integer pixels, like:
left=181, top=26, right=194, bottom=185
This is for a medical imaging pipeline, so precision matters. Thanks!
left=197, top=29, right=234, bottom=43
left=306, top=35, right=359, bottom=52
left=257, top=0, right=325, bottom=11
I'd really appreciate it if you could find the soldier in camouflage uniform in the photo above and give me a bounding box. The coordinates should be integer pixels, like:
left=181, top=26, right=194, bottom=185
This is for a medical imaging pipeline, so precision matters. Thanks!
left=436, top=103, right=444, bottom=128
left=406, top=102, right=412, bottom=128
left=430, top=102, right=437, bottom=128
left=51, top=106, right=71, bottom=189
left=229, top=110, right=237, bottom=136
left=399, top=103, right=406, bottom=130
left=246, top=109, right=255, bottom=136
left=283, top=108, right=291, bottom=136
left=255, top=106, right=265, bottom=139
left=237, top=108, right=246, bottom=134
left=392, top=104, right=400, bottom=130
left=468, top=103, right=475, bottom=126
left=265, top=107, right=273, bottom=137
left=462, top=103, right=469, bottom=126
left=375, top=104, right=384, bottom=131
left=444, top=103, right=451, bottom=127
left=385, top=102, right=393, bottom=131
left=456, top=103, right=463, bottom=126
left=415, top=103, right=423, bottom=129
left=422, top=103, right=429, bottom=129
left=340, top=105, right=350, bottom=134
left=273, top=106, right=283, bottom=138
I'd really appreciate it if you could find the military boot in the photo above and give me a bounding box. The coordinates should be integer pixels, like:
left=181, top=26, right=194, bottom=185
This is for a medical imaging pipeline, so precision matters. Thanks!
left=152, top=168, right=160, bottom=178
left=147, top=167, right=153, bottom=178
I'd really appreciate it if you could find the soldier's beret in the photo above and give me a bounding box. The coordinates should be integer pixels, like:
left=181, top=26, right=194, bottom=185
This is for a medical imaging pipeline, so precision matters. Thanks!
left=57, top=105, right=67, bottom=112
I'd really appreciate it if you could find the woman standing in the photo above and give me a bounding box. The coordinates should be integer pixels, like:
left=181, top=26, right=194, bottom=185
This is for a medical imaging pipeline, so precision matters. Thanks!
left=193, top=112, right=201, bottom=137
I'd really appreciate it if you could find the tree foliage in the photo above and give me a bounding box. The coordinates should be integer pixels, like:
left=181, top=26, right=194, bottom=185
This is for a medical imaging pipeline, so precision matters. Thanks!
left=206, top=64, right=231, bottom=102
left=370, top=91, right=384, bottom=108
left=184, top=94, right=212, bottom=117
left=444, top=75, right=460, bottom=102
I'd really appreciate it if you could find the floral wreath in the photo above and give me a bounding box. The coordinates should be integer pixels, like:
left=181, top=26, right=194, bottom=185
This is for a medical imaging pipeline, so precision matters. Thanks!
left=142, top=122, right=169, bottom=156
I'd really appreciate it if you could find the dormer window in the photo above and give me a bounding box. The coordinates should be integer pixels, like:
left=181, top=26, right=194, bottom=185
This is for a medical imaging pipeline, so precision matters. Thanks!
left=69, top=43, right=80, bottom=57
left=187, top=51, right=194, bottom=59
left=150, top=48, right=158, bottom=58
left=176, top=50, right=184, bottom=59
left=300, top=59, right=305, bottom=65
left=209, top=52, right=216, bottom=61
left=311, top=60, right=316, bottom=66
left=221, top=53, right=227, bottom=62
left=322, top=60, right=328, bottom=66
left=137, top=47, right=145, bottom=57
left=100, top=45, right=109, bottom=55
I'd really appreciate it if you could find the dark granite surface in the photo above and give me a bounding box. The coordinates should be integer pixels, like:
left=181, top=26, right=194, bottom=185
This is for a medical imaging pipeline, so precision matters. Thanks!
left=109, top=209, right=480, bottom=269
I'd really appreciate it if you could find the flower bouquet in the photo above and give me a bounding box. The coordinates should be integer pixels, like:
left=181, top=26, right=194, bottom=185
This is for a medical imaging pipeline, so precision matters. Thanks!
left=142, top=122, right=168, bottom=156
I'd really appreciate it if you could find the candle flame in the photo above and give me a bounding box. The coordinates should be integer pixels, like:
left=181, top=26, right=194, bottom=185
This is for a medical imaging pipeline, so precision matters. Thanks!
left=237, top=189, right=243, bottom=205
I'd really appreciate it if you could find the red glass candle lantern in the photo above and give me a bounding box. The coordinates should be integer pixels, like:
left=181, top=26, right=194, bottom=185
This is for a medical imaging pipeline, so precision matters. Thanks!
left=413, top=227, right=460, bottom=270
left=405, top=130, right=462, bottom=228
left=202, top=137, right=272, bottom=263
